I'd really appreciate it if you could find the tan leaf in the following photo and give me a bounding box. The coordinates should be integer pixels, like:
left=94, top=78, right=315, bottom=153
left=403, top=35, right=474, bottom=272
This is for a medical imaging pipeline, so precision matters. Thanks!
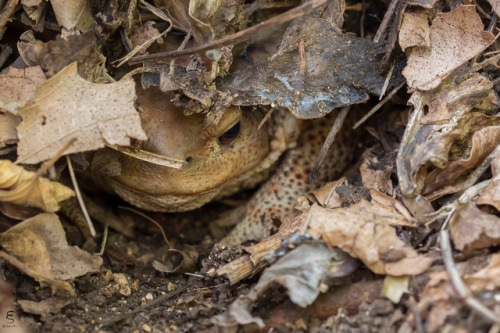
left=16, top=62, right=147, bottom=164
left=399, top=11, right=430, bottom=51
left=0, top=213, right=102, bottom=282
left=402, top=6, right=494, bottom=91
left=450, top=201, right=500, bottom=253
left=487, top=0, right=500, bottom=17
left=477, top=150, right=500, bottom=211
left=381, top=275, right=410, bottom=303
left=0, top=112, right=19, bottom=146
left=0, top=160, right=74, bottom=212
left=360, top=153, right=393, bottom=195
left=0, top=66, right=46, bottom=114
left=130, top=21, right=164, bottom=54
left=49, top=0, right=93, bottom=32
left=464, top=253, right=500, bottom=292
left=307, top=201, right=431, bottom=276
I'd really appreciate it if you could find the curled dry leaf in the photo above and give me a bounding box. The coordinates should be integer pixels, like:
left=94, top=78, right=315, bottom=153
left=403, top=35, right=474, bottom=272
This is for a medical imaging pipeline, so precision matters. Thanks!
left=464, top=253, right=500, bottom=292
left=397, top=73, right=499, bottom=197
left=307, top=201, right=431, bottom=276
left=153, top=245, right=199, bottom=274
left=402, top=5, right=494, bottom=91
left=450, top=201, right=500, bottom=253
left=0, top=213, right=102, bottom=290
left=360, top=152, right=393, bottom=195
left=50, top=0, right=93, bottom=32
left=0, top=160, right=74, bottom=212
left=130, top=21, right=164, bottom=54
left=398, top=11, right=430, bottom=51
left=18, top=296, right=73, bottom=316
left=16, top=62, right=147, bottom=164
left=215, top=244, right=354, bottom=329
left=477, top=150, right=500, bottom=211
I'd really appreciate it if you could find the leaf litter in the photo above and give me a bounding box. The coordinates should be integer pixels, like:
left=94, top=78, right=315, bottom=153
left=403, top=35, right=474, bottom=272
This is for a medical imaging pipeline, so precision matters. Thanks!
left=0, top=0, right=499, bottom=332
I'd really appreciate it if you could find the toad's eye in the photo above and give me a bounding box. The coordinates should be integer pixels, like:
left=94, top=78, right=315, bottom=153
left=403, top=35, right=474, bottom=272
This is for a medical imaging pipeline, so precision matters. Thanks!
left=218, top=121, right=240, bottom=145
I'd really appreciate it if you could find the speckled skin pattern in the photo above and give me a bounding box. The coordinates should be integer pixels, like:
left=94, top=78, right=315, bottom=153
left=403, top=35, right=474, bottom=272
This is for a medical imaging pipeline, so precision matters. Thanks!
left=103, top=86, right=356, bottom=245
left=218, top=114, right=356, bottom=246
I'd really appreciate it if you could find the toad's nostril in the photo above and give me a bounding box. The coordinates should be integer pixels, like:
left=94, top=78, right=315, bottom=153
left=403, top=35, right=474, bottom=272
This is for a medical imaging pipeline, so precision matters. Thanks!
left=185, top=156, right=193, bottom=163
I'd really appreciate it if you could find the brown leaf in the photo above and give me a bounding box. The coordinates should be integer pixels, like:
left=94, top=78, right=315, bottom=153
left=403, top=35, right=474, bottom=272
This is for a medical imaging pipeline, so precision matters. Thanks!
left=17, top=32, right=104, bottom=79
left=477, top=150, right=500, bottom=211
left=18, top=297, right=73, bottom=316
left=423, top=125, right=500, bottom=195
left=360, top=153, right=393, bottom=195
left=50, top=0, right=93, bottom=31
left=464, top=253, right=500, bottom=292
left=0, top=160, right=74, bottom=212
left=450, top=201, right=500, bottom=253
left=398, top=11, right=430, bottom=51
left=402, top=6, right=494, bottom=91
left=0, top=112, right=19, bottom=147
left=0, top=213, right=102, bottom=282
left=307, top=201, right=431, bottom=276
left=130, top=21, right=164, bottom=54
left=487, top=0, right=500, bottom=17
left=0, top=66, right=46, bottom=114
left=16, top=62, right=147, bottom=164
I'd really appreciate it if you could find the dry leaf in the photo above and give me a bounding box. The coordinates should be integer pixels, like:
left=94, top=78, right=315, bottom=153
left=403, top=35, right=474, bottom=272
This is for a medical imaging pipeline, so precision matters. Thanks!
left=0, top=66, right=46, bottom=114
left=360, top=153, right=393, bottom=195
left=397, top=73, right=499, bottom=198
left=477, top=150, right=500, bottom=211
left=0, top=160, right=74, bottom=212
left=50, top=0, right=93, bottom=32
left=153, top=246, right=199, bottom=274
left=381, top=275, right=410, bottom=303
left=398, top=11, right=430, bottom=51
left=0, top=213, right=102, bottom=283
left=16, top=62, right=147, bottom=164
left=0, top=112, right=19, bottom=147
left=18, top=297, right=73, bottom=316
left=130, top=21, right=164, bottom=54
left=423, top=125, right=500, bottom=195
left=307, top=178, right=346, bottom=209
left=402, top=5, right=494, bottom=91
left=450, top=201, right=500, bottom=253
left=487, top=0, right=500, bottom=16
left=307, top=202, right=431, bottom=276
left=464, top=253, right=500, bottom=292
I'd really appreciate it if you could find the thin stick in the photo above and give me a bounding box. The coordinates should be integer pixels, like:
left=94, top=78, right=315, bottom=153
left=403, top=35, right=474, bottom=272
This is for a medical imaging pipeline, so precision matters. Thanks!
left=119, top=206, right=172, bottom=248
left=128, top=0, right=328, bottom=64
left=440, top=229, right=500, bottom=323
left=299, top=39, right=306, bottom=76
left=257, top=107, right=276, bottom=131
left=353, top=81, right=405, bottom=129
left=98, top=285, right=188, bottom=327
left=309, top=106, right=350, bottom=183
left=373, top=0, right=399, bottom=43
left=379, top=61, right=395, bottom=100
left=99, top=218, right=109, bottom=256
left=66, top=155, right=96, bottom=238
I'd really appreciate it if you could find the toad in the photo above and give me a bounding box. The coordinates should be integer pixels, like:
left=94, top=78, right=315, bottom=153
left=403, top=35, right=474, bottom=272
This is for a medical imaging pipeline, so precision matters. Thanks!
left=96, top=86, right=356, bottom=245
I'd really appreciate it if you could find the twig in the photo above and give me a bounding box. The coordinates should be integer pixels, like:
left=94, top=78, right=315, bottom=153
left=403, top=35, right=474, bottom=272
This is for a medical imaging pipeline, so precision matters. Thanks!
left=128, top=0, right=328, bottom=64
left=67, top=155, right=96, bottom=238
left=373, top=0, right=399, bottom=43
left=119, top=206, right=172, bottom=248
left=309, top=106, right=350, bottom=183
left=97, top=285, right=188, bottom=328
left=257, top=107, right=276, bottom=131
left=379, top=60, right=395, bottom=100
left=99, top=218, right=109, bottom=256
left=440, top=229, right=500, bottom=323
left=353, top=81, right=405, bottom=129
